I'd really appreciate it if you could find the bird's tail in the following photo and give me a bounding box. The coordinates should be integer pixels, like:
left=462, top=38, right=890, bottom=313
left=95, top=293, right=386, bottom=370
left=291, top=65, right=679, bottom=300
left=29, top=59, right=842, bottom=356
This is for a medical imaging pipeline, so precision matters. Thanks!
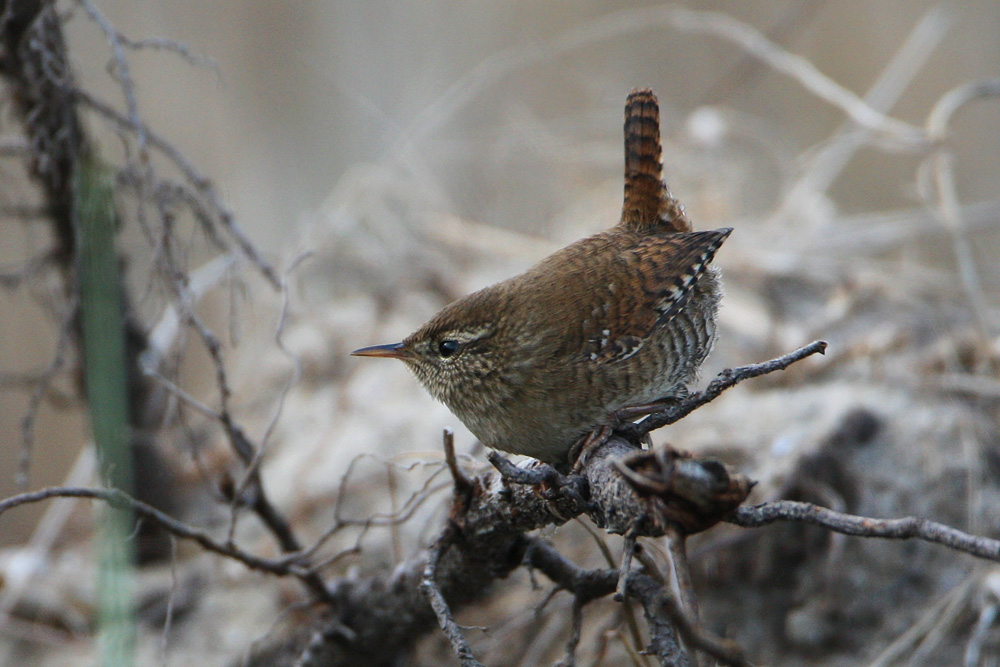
left=620, top=88, right=691, bottom=234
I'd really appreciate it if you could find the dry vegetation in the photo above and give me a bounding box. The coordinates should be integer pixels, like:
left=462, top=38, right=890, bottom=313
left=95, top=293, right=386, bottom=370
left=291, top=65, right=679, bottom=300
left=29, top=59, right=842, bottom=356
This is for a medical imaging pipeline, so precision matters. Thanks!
left=1, top=2, right=1000, bottom=666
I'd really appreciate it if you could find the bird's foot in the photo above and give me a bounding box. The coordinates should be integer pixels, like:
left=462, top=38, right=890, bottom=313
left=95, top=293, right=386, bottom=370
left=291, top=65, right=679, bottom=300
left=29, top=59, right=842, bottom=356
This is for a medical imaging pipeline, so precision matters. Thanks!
left=568, top=425, right=613, bottom=474
left=612, top=395, right=684, bottom=424
left=487, top=451, right=589, bottom=516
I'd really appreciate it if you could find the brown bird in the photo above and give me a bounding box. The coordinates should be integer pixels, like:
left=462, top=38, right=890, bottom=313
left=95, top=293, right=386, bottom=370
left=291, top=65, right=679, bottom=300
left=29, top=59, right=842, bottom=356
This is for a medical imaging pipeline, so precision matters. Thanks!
left=353, top=89, right=730, bottom=466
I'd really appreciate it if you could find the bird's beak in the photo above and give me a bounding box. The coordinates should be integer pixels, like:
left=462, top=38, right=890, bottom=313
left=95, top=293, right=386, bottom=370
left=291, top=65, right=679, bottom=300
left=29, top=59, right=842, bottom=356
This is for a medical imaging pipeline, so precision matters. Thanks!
left=351, top=342, right=407, bottom=359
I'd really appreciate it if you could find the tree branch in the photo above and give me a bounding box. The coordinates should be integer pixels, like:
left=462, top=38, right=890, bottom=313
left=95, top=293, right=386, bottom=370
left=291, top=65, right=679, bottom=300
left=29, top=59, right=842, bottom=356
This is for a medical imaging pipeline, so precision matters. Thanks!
left=11, top=342, right=994, bottom=666
left=630, top=340, right=827, bottom=437
left=0, top=486, right=328, bottom=594
left=731, top=500, right=1000, bottom=561
left=421, top=528, right=486, bottom=667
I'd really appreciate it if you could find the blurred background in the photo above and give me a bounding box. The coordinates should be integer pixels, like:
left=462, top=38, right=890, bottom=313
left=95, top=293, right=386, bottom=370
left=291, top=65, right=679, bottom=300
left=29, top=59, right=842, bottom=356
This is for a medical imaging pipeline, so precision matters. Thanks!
left=2, top=1, right=999, bottom=664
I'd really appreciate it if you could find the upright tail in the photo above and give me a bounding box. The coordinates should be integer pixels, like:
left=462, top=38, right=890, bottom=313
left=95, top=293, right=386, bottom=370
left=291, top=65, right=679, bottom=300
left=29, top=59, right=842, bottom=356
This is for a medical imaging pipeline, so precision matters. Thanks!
left=620, top=88, right=691, bottom=234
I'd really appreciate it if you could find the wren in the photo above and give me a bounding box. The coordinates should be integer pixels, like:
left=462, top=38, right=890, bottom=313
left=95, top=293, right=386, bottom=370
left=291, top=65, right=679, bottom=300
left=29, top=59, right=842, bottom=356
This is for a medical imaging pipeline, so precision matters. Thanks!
left=353, top=89, right=730, bottom=466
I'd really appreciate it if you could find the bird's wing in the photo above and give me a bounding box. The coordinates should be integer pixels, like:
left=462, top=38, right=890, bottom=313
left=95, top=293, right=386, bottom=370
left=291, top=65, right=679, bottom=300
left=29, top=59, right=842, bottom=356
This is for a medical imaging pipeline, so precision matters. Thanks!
left=581, top=228, right=731, bottom=363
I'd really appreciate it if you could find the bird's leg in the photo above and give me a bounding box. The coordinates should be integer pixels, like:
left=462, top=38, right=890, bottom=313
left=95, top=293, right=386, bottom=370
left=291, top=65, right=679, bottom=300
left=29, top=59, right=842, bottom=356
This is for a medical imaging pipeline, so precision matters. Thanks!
left=570, top=394, right=688, bottom=473
left=611, top=389, right=688, bottom=437
left=611, top=393, right=686, bottom=424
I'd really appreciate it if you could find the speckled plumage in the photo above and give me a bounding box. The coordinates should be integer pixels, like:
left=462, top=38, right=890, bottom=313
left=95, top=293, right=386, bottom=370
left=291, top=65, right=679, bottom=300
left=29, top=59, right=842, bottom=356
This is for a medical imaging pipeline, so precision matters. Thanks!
left=353, top=89, right=730, bottom=465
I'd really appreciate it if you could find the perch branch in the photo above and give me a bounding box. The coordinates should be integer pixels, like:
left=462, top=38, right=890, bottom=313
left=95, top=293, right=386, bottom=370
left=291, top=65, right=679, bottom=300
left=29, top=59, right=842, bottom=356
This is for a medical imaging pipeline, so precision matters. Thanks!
left=630, top=339, right=827, bottom=437
left=11, top=343, right=995, bottom=666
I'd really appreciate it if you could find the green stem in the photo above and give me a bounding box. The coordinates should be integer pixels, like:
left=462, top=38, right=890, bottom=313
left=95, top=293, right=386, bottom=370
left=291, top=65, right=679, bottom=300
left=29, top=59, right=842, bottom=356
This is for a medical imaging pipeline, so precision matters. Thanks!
left=75, top=149, right=136, bottom=665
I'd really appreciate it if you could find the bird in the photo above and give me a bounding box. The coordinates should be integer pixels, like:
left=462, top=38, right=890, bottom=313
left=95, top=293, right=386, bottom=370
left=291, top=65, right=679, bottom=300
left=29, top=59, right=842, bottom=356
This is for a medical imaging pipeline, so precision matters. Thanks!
left=353, top=89, right=731, bottom=467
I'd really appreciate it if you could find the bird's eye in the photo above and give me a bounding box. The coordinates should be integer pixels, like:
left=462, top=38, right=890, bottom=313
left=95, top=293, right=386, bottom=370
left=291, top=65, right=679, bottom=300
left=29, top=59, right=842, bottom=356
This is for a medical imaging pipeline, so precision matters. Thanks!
left=437, top=339, right=460, bottom=358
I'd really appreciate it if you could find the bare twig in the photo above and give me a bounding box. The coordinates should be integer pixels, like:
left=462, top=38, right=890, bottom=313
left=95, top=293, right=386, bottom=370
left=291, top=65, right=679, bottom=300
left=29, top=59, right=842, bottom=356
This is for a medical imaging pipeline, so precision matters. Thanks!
left=922, top=78, right=1000, bottom=336
left=322, top=454, right=448, bottom=550
left=443, top=428, right=475, bottom=496
left=488, top=451, right=590, bottom=515
left=525, top=538, right=618, bottom=604
left=964, top=599, right=998, bottom=667
left=79, top=11, right=218, bottom=74
left=0, top=134, right=29, bottom=153
left=0, top=479, right=333, bottom=606
left=213, top=253, right=314, bottom=568
left=668, top=9, right=927, bottom=148
left=73, top=89, right=280, bottom=287
left=615, top=527, right=639, bottom=603
left=34, top=3, right=310, bottom=607
left=731, top=501, right=1000, bottom=561
left=17, top=298, right=76, bottom=486
left=78, top=0, right=146, bottom=154
left=487, top=451, right=562, bottom=486
left=664, top=526, right=697, bottom=623
left=0, top=486, right=310, bottom=578
left=158, top=536, right=179, bottom=663
left=634, top=576, right=753, bottom=667
left=663, top=527, right=699, bottom=666
left=556, top=599, right=584, bottom=667
left=776, top=6, right=950, bottom=222
left=396, top=6, right=930, bottom=165
left=867, top=573, right=979, bottom=667
left=421, top=530, right=486, bottom=667
left=0, top=448, right=96, bottom=666
left=15, top=436, right=999, bottom=666
left=526, top=537, right=752, bottom=667
left=253, top=251, right=313, bottom=461
left=1, top=0, right=85, bottom=490
left=631, top=340, right=827, bottom=437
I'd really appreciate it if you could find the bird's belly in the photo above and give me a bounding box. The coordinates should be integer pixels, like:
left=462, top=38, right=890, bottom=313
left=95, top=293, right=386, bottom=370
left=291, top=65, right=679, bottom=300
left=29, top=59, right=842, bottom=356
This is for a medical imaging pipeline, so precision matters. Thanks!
left=645, top=301, right=715, bottom=398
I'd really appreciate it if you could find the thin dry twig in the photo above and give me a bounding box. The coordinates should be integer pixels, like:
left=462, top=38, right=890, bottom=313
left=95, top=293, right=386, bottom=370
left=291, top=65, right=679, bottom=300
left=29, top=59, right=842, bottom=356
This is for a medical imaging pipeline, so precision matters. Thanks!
left=526, top=537, right=753, bottom=667
left=639, top=578, right=752, bottom=667
left=17, top=298, right=76, bottom=486
left=442, top=427, right=475, bottom=497
left=79, top=7, right=218, bottom=75
left=0, top=448, right=96, bottom=666
left=776, top=6, right=950, bottom=222
left=577, top=519, right=650, bottom=660
left=731, top=501, right=1000, bottom=561
left=615, top=527, right=639, bottom=603
left=252, top=251, right=313, bottom=461
left=662, top=527, right=700, bottom=666
left=669, top=9, right=927, bottom=148
left=422, top=530, right=486, bottom=667
left=556, top=599, right=585, bottom=667
left=630, top=340, right=827, bottom=437
left=866, top=573, right=978, bottom=667
left=922, top=78, right=1000, bottom=336
left=0, top=486, right=311, bottom=578
left=21, top=2, right=309, bottom=600
left=396, top=6, right=930, bottom=166
left=158, top=536, right=179, bottom=664
left=964, top=598, right=998, bottom=667
left=0, top=136, right=31, bottom=154
left=73, top=89, right=280, bottom=287
left=0, top=479, right=335, bottom=607
left=78, top=0, right=146, bottom=154
left=663, top=527, right=697, bottom=623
